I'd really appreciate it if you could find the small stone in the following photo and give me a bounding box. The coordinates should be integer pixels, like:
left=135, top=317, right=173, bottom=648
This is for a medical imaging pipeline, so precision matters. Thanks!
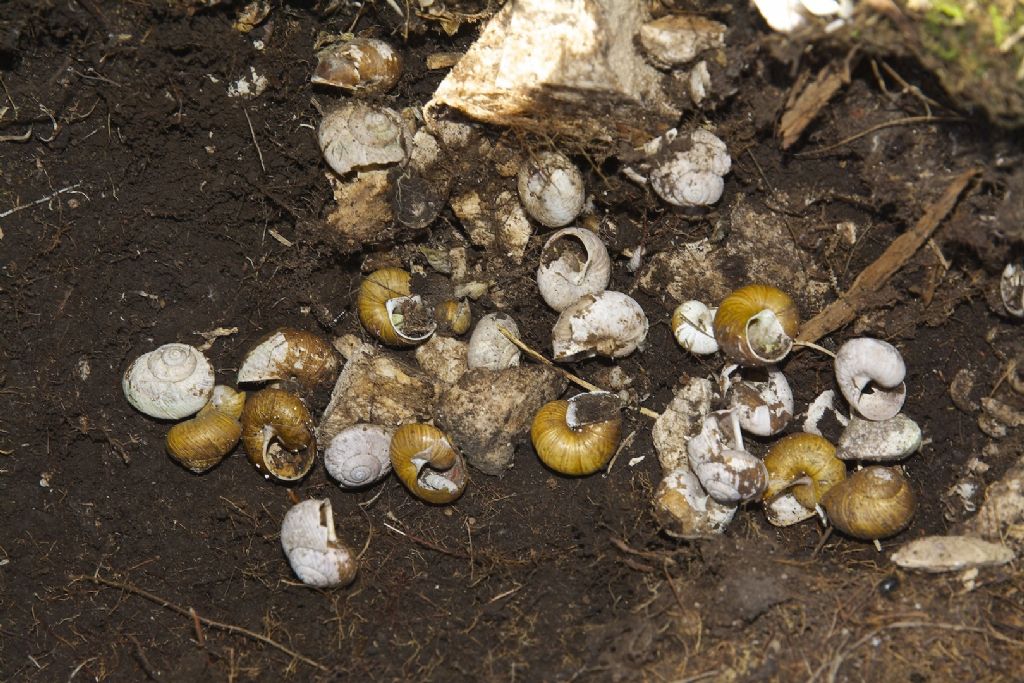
left=891, top=535, right=1014, bottom=573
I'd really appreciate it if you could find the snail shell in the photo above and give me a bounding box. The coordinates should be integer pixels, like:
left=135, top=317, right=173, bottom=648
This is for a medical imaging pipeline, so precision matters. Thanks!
left=238, top=328, right=338, bottom=387
left=686, top=408, right=766, bottom=504
left=312, top=37, right=401, bottom=95
left=821, top=466, right=915, bottom=540
left=357, top=268, right=436, bottom=346
left=280, top=499, right=357, bottom=588
left=166, top=386, right=246, bottom=473
left=1000, top=263, right=1024, bottom=317
left=531, top=392, right=622, bottom=476
left=834, top=338, right=906, bottom=421
left=762, top=432, right=846, bottom=510
left=723, top=364, right=794, bottom=436
left=389, top=424, right=467, bottom=504
left=466, top=313, right=521, bottom=371
left=648, top=128, right=731, bottom=207
left=654, top=466, right=737, bottom=538
left=318, top=102, right=410, bottom=177
left=552, top=291, right=649, bottom=362
left=671, top=300, right=719, bottom=355
left=240, top=388, right=316, bottom=481
left=837, top=414, right=922, bottom=462
left=536, top=227, right=611, bottom=312
left=324, top=424, right=394, bottom=489
left=517, top=151, right=586, bottom=228
left=713, top=284, right=799, bottom=365
left=123, top=343, right=215, bottom=420
left=435, top=299, right=472, bottom=336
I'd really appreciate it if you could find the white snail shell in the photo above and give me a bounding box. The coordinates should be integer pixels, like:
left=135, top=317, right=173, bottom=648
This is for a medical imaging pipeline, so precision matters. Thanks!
left=552, top=291, right=648, bottom=362
left=654, top=466, right=737, bottom=538
left=1000, top=263, right=1024, bottom=317
left=672, top=300, right=719, bottom=355
left=318, top=102, right=410, bottom=177
left=536, top=228, right=611, bottom=312
left=837, top=414, right=922, bottom=462
left=723, top=364, right=794, bottom=436
left=324, top=424, right=395, bottom=488
left=280, top=499, right=357, bottom=588
left=691, top=448, right=768, bottom=505
left=649, top=128, right=731, bottom=207
left=517, top=151, right=585, bottom=228
left=122, top=343, right=215, bottom=420
left=686, top=409, right=733, bottom=467
left=467, top=313, right=521, bottom=371
left=834, top=338, right=906, bottom=421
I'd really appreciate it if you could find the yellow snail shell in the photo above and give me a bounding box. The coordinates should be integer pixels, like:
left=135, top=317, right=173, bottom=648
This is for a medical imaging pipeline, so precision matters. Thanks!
left=821, top=466, right=915, bottom=540
left=240, top=388, right=316, bottom=481
left=238, top=328, right=338, bottom=387
left=531, top=392, right=622, bottom=476
left=122, top=343, right=215, bottom=420
left=280, top=498, right=357, bottom=588
left=389, top=424, right=467, bottom=504
left=435, top=299, right=472, bottom=336
left=762, top=432, right=846, bottom=510
left=166, top=386, right=246, bottom=473
left=357, top=268, right=436, bottom=346
left=311, top=37, right=401, bottom=95
left=713, top=284, right=799, bottom=365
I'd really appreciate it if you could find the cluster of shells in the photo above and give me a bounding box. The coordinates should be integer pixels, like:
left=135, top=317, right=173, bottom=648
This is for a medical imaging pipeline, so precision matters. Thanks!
left=655, top=288, right=923, bottom=542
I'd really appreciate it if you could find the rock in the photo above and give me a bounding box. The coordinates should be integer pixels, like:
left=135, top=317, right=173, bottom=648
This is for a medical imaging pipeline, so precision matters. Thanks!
left=415, top=336, right=469, bottom=385
left=891, top=535, right=1015, bottom=573
left=652, top=376, right=716, bottom=472
left=450, top=184, right=533, bottom=264
left=836, top=414, right=923, bottom=462
left=959, top=454, right=1024, bottom=551
left=434, top=366, right=566, bottom=475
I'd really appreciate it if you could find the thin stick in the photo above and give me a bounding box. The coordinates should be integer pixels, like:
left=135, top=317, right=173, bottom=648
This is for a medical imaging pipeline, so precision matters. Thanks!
left=72, top=573, right=328, bottom=671
left=795, top=116, right=964, bottom=157
left=243, top=108, right=266, bottom=173
left=792, top=340, right=836, bottom=358
left=798, top=168, right=978, bottom=344
left=0, top=183, right=83, bottom=218
left=496, top=325, right=660, bottom=419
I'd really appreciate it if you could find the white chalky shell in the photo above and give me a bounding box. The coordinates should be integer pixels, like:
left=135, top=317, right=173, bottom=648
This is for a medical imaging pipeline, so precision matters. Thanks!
left=691, top=448, right=768, bottom=505
left=837, top=414, right=922, bottom=462
left=280, top=499, right=357, bottom=588
left=834, top=338, right=906, bottom=421
left=324, top=424, right=395, bottom=488
left=654, top=466, right=737, bottom=538
left=649, top=129, right=731, bottom=207
left=517, top=151, right=585, bottom=228
left=318, top=102, right=409, bottom=176
left=536, top=228, right=611, bottom=311
left=672, top=301, right=719, bottom=355
left=467, top=313, right=521, bottom=371
left=552, top=291, right=648, bottom=361
left=764, top=492, right=817, bottom=527
left=724, top=364, right=794, bottom=436
left=122, top=343, right=215, bottom=420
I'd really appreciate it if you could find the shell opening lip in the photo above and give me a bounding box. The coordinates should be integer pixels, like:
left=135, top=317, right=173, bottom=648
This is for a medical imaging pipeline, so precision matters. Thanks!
left=745, top=309, right=793, bottom=363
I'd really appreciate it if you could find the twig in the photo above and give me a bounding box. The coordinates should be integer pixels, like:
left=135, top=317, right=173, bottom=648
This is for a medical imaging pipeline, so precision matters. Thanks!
left=798, top=168, right=978, bottom=344
left=604, top=429, right=637, bottom=475
left=0, top=183, right=83, bottom=218
left=72, top=573, right=328, bottom=671
left=795, top=115, right=964, bottom=157
left=382, top=521, right=469, bottom=559
left=0, top=128, right=32, bottom=143
left=243, top=108, right=266, bottom=173
left=496, top=325, right=660, bottom=419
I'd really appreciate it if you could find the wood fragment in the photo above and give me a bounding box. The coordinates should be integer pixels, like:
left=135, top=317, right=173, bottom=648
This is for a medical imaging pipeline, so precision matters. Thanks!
left=779, top=54, right=855, bottom=150
left=798, top=167, right=979, bottom=344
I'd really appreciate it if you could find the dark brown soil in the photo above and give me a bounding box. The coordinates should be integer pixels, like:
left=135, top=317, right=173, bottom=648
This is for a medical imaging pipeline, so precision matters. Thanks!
left=1, top=2, right=1022, bottom=682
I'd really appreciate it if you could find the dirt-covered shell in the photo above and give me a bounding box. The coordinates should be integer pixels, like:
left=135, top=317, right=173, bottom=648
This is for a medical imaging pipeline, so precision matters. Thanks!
left=517, top=151, right=585, bottom=228
left=318, top=103, right=410, bottom=176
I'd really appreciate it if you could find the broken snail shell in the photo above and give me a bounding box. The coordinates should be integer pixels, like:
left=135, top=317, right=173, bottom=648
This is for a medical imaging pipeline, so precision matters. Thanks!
left=531, top=392, right=622, bottom=476
left=312, top=37, right=401, bottom=95
left=821, top=466, right=915, bottom=540
left=654, top=466, right=737, bottom=538
left=280, top=498, right=357, bottom=588
left=324, top=424, right=394, bottom=489
left=672, top=300, right=719, bottom=355
left=466, top=312, right=520, bottom=370
left=166, top=386, right=246, bottom=473
left=762, top=432, right=846, bottom=510
left=723, top=364, right=794, bottom=436
left=687, top=409, right=767, bottom=504
left=536, top=227, right=611, bottom=312
left=649, top=128, right=731, bottom=207
left=834, top=338, right=906, bottom=421
left=435, top=299, right=472, bottom=336
left=517, top=151, right=585, bottom=228
left=837, top=414, right=922, bottom=462
left=357, top=268, right=435, bottom=346
left=552, top=291, right=649, bottom=361
left=240, top=388, right=316, bottom=481
left=714, top=284, right=799, bottom=365
left=123, top=343, right=215, bottom=420
left=237, top=328, right=338, bottom=387
left=318, top=102, right=410, bottom=177
left=390, top=423, right=467, bottom=504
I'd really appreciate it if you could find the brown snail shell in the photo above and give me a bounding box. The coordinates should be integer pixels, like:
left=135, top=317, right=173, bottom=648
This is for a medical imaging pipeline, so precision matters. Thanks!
left=762, top=432, right=846, bottom=510
left=357, top=268, right=435, bottom=346
left=531, top=392, right=622, bottom=476
left=435, top=299, right=471, bottom=336
left=821, top=466, right=915, bottom=540
left=166, top=387, right=246, bottom=473
left=389, top=424, right=467, bottom=504
left=237, top=328, right=338, bottom=387
left=240, top=388, right=316, bottom=481
left=713, top=284, right=799, bottom=365
left=312, top=37, right=402, bottom=95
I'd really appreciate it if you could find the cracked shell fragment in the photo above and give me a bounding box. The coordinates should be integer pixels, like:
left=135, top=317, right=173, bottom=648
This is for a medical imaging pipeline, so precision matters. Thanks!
left=552, top=291, right=648, bottom=361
